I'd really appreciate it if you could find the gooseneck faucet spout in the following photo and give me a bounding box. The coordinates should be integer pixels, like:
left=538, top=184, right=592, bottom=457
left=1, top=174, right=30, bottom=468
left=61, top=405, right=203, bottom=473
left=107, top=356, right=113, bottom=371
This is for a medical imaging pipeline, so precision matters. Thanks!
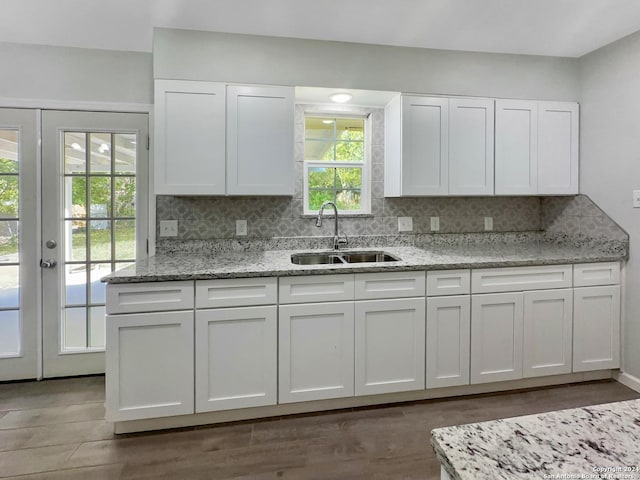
left=315, top=201, right=348, bottom=250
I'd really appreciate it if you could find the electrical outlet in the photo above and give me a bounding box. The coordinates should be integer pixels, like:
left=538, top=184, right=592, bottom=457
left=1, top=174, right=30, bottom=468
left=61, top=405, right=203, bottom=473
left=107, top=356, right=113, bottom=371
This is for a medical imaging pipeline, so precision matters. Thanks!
left=633, top=190, right=640, bottom=208
left=236, top=219, right=247, bottom=236
left=159, top=220, right=178, bottom=237
left=398, top=216, right=413, bottom=232
left=430, top=216, right=440, bottom=232
left=484, top=216, right=493, bottom=231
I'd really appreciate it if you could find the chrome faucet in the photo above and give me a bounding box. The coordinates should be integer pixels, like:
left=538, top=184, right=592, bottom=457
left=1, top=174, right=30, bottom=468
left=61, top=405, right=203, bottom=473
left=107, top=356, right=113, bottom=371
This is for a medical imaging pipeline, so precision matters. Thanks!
left=315, top=201, right=348, bottom=250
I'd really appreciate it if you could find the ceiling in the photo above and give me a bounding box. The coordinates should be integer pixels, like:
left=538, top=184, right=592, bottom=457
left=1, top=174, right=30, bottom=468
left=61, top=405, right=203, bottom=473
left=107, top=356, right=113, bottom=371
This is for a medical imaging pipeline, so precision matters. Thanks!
left=1, top=0, right=640, bottom=57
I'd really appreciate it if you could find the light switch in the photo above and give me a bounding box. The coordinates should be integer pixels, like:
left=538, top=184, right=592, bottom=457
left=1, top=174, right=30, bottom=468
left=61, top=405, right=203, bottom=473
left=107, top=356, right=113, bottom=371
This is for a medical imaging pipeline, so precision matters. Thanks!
left=484, top=216, right=493, bottom=231
left=633, top=190, right=640, bottom=208
left=159, top=220, right=178, bottom=237
left=430, top=216, right=440, bottom=232
left=398, top=217, right=413, bottom=232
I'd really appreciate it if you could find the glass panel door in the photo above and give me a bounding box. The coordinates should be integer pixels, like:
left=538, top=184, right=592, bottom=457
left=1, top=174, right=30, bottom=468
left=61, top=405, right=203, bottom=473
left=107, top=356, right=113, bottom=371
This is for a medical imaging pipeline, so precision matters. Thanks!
left=0, top=108, right=38, bottom=381
left=42, top=111, right=148, bottom=377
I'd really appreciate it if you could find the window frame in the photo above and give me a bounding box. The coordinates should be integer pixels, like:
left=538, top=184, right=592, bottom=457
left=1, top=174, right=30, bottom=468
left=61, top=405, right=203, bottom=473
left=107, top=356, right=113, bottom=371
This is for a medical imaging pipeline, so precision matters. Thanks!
left=302, top=113, right=372, bottom=216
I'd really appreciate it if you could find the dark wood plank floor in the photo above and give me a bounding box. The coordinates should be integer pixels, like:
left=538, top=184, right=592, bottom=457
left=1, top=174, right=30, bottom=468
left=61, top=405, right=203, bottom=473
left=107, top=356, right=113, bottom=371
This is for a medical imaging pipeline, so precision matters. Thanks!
left=0, top=377, right=637, bottom=479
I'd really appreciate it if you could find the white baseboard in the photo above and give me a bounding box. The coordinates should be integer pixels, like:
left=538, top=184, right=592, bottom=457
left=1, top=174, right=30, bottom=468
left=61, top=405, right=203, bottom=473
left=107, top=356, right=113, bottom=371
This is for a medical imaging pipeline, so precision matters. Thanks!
left=614, top=371, right=640, bottom=393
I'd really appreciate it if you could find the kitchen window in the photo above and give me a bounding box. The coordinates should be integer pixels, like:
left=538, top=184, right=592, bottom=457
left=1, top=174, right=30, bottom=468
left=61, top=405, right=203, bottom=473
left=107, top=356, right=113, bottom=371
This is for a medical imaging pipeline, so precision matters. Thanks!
left=303, top=115, right=370, bottom=215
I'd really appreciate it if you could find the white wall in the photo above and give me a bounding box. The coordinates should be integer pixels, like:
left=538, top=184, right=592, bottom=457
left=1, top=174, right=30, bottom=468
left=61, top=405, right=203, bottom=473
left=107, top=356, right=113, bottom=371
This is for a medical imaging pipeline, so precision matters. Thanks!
left=579, top=31, right=640, bottom=379
left=0, top=42, right=152, bottom=106
left=154, top=28, right=579, bottom=101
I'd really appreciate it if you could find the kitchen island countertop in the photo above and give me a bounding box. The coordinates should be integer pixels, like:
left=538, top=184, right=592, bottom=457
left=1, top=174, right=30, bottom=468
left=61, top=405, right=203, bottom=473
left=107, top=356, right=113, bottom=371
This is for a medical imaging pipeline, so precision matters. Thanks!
left=431, top=398, right=640, bottom=480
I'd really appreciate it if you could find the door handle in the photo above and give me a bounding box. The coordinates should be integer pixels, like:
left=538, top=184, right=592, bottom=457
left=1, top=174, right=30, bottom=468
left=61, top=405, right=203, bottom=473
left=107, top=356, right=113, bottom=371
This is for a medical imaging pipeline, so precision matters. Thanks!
left=40, top=258, right=57, bottom=269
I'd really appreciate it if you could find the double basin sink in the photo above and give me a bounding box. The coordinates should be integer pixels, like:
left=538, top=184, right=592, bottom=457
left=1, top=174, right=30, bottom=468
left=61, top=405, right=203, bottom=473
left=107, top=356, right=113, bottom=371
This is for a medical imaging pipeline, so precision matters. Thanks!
left=291, top=251, right=400, bottom=265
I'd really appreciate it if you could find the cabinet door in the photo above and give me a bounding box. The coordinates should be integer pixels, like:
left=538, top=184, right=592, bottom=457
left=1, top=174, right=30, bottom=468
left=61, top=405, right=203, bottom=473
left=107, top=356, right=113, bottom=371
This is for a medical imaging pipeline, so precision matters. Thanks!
left=573, top=286, right=621, bottom=372
left=538, top=102, right=579, bottom=195
left=154, top=80, right=226, bottom=195
left=279, top=302, right=354, bottom=403
left=426, top=295, right=470, bottom=388
left=471, top=292, right=523, bottom=384
left=195, top=306, right=276, bottom=412
left=226, top=85, right=294, bottom=195
left=105, top=311, right=194, bottom=422
left=523, top=289, right=573, bottom=378
left=495, top=100, right=538, bottom=195
left=354, top=298, right=425, bottom=395
left=449, top=98, right=494, bottom=195
left=401, top=96, right=449, bottom=195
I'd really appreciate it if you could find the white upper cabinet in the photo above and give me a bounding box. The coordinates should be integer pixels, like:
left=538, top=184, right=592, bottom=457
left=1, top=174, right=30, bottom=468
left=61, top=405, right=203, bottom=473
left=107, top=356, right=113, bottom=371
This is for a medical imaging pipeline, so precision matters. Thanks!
left=154, top=80, right=295, bottom=196
left=538, top=102, right=579, bottom=195
left=449, top=98, right=494, bottom=195
left=495, top=99, right=579, bottom=195
left=385, top=95, right=449, bottom=196
left=385, top=95, right=495, bottom=196
left=495, top=100, right=538, bottom=195
left=154, top=80, right=226, bottom=195
left=226, top=85, right=294, bottom=195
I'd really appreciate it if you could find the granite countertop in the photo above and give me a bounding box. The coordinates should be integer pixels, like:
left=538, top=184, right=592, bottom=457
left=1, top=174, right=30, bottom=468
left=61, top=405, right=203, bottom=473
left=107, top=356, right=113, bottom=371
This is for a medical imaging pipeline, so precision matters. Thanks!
left=431, top=399, right=640, bottom=480
left=102, top=239, right=625, bottom=283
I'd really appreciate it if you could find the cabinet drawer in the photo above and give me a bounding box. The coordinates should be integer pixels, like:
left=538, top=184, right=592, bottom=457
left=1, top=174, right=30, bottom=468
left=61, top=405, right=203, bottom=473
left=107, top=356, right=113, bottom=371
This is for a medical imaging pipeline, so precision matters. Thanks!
left=196, top=277, right=277, bottom=308
left=427, top=270, right=470, bottom=296
left=279, top=274, right=354, bottom=304
left=106, top=281, right=194, bottom=314
left=573, top=262, right=620, bottom=287
left=471, top=265, right=572, bottom=294
left=354, top=271, right=425, bottom=300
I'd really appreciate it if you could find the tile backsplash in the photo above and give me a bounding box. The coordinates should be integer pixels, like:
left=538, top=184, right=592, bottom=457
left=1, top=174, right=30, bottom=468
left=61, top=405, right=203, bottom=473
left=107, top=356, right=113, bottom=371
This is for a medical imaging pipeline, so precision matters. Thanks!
left=155, top=105, right=626, bottom=245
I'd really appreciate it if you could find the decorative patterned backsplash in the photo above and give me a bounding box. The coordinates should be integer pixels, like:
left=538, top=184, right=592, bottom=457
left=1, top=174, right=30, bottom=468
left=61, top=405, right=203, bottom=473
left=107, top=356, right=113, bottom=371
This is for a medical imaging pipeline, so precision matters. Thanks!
left=155, top=106, right=626, bottom=249
left=541, top=195, right=627, bottom=241
left=156, top=105, right=541, bottom=240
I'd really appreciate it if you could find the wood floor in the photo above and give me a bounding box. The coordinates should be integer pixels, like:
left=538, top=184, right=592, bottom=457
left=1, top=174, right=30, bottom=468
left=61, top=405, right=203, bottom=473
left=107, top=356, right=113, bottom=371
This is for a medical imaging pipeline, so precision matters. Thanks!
left=0, top=377, right=638, bottom=479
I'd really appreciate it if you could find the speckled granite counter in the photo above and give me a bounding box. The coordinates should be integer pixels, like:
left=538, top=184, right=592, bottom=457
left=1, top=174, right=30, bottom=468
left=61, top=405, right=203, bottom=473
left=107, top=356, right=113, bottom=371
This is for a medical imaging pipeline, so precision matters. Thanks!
left=102, top=238, right=625, bottom=283
left=431, top=399, right=640, bottom=480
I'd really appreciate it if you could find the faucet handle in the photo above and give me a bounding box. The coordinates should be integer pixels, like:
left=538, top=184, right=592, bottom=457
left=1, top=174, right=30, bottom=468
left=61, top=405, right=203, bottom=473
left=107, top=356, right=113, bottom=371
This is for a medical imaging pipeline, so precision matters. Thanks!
left=337, top=233, right=348, bottom=248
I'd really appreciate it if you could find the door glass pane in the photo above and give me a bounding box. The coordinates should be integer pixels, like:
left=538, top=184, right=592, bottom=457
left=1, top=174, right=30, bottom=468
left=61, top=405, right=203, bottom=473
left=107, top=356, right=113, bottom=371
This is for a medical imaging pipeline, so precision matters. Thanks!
left=89, top=133, right=111, bottom=173
left=0, top=265, right=19, bottom=308
left=65, top=264, right=86, bottom=305
left=61, top=131, right=138, bottom=353
left=114, top=220, right=135, bottom=260
left=0, top=128, right=20, bottom=359
left=65, top=220, right=86, bottom=262
left=89, top=220, right=111, bottom=261
left=114, top=134, right=136, bottom=174
left=114, top=177, right=135, bottom=217
left=89, top=263, right=110, bottom=304
left=0, top=310, right=20, bottom=356
left=64, top=132, right=86, bottom=174
left=89, top=306, right=106, bottom=348
left=0, top=176, right=19, bottom=217
left=89, top=176, right=111, bottom=218
left=64, top=307, right=87, bottom=350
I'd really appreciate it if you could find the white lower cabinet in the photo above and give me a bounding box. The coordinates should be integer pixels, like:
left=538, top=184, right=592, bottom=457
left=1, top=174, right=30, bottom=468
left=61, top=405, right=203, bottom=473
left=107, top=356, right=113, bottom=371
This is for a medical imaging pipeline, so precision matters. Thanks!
left=195, top=306, right=277, bottom=412
left=354, top=298, right=425, bottom=395
left=426, top=295, right=470, bottom=388
left=278, top=302, right=355, bottom=403
left=573, top=286, right=621, bottom=372
left=105, top=310, right=194, bottom=422
left=522, top=289, right=573, bottom=378
left=471, top=292, right=524, bottom=384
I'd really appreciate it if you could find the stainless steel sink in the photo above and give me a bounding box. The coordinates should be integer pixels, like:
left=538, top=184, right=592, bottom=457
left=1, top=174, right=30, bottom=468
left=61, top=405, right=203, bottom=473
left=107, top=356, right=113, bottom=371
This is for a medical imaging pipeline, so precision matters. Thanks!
left=290, top=253, right=345, bottom=265
left=291, top=251, right=400, bottom=265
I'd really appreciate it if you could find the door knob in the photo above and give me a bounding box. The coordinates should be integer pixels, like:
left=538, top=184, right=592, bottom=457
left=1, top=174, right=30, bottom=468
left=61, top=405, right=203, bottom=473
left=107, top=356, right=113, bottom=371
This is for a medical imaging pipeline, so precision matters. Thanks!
left=40, top=259, right=57, bottom=269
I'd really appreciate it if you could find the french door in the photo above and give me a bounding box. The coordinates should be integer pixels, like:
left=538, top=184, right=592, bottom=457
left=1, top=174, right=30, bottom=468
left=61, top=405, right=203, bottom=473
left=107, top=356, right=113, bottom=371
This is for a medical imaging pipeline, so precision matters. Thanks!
left=41, top=111, right=148, bottom=377
left=0, top=109, right=39, bottom=381
left=0, top=108, right=148, bottom=381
